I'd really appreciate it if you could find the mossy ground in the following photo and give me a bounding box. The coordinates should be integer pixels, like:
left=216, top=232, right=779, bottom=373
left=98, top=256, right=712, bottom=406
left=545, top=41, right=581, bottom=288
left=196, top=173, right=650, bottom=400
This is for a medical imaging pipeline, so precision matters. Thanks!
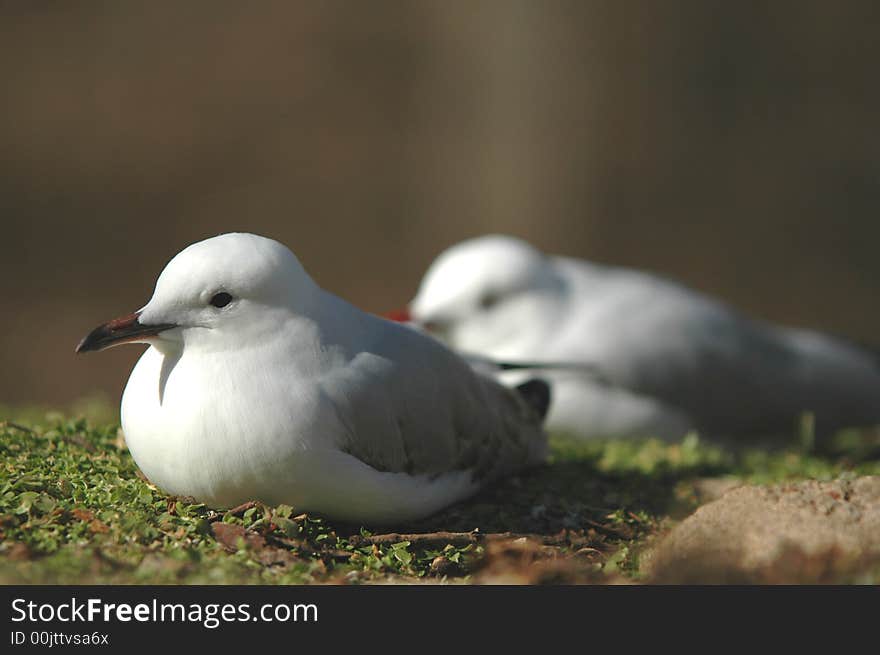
left=2, top=404, right=879, bottom=584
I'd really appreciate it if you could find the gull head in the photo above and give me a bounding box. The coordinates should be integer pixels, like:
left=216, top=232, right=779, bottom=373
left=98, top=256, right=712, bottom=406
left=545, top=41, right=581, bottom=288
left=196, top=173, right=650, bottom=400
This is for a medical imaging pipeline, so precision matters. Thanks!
left=408, top=235, right=560, bottom=352
left=76, top=233, right=315, bottom=355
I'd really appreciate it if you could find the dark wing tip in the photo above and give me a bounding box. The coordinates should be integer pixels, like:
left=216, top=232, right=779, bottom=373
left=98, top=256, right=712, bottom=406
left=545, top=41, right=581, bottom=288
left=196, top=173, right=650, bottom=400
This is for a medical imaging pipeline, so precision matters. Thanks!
left=515, top=379, right=552, bottom=421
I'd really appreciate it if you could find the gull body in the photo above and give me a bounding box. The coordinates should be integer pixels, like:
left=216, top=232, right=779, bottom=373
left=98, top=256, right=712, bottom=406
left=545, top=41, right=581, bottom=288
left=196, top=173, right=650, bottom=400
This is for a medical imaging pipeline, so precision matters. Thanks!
left=408, top=235, right=880, bottom=441
left=77, top=233, right=548, bottom=523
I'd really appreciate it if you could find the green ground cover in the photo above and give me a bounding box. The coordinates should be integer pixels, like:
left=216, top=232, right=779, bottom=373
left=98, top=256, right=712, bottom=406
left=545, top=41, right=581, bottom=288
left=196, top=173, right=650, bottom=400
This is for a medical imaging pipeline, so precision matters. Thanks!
left=2, top=407, right=879, bottom=584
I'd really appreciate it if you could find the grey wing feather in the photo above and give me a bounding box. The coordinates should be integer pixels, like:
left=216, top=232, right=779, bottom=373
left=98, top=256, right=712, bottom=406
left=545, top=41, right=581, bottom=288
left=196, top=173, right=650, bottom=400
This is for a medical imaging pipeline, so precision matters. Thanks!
left=319, top=319, right=547, bottom=478
left=570, top=270, right=880, bottom=437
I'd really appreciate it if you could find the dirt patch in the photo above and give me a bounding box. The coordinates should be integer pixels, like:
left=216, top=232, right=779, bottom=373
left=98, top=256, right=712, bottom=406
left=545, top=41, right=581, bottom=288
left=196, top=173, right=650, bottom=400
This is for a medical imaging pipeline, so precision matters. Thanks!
left=471, top=536, right=626, bottom=585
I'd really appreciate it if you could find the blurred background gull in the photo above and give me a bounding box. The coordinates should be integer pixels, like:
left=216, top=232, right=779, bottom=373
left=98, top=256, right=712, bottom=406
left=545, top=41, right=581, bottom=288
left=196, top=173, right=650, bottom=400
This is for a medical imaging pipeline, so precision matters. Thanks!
left=1, top=1, right=880, bottom=408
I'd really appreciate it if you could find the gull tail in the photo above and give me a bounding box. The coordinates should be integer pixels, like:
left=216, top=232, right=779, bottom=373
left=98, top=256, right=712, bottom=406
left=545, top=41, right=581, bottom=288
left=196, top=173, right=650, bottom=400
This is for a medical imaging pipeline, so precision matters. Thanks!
left=827, top=333, right=880, bottom=369
left=515, top=379, right=552, bottom=421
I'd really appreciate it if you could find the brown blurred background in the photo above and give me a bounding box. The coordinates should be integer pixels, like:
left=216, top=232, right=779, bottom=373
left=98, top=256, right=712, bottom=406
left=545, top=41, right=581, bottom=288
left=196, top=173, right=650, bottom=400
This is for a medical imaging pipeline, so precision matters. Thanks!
left=2, top=2, right=879, bottom=408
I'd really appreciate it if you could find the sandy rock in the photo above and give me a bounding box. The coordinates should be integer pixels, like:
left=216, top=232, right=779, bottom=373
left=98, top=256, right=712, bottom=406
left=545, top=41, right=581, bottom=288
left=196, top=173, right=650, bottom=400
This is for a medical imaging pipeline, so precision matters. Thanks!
left=645, top=476, right=880, bottom=583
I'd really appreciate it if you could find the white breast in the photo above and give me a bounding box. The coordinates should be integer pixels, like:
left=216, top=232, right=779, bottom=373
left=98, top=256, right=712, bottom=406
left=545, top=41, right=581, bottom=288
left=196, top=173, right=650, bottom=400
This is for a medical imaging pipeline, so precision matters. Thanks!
left=120, top=345, right=326, bottom=506
left=119, top=345, right=485, bottom=522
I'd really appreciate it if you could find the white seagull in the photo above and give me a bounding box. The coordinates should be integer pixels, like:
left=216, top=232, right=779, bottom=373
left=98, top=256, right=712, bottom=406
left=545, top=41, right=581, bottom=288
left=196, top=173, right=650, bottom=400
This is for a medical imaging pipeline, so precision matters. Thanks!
left=405, top=235, right=880, bottom=441
left=76, top=233, right=549, bottom=523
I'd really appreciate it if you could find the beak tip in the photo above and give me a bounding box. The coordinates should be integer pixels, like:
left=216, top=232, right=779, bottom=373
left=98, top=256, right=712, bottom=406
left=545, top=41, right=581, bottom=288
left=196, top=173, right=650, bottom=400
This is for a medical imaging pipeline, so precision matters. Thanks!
left=75, top=323, right=111, bottom=354
left=75, top=334, right=98, bottom=354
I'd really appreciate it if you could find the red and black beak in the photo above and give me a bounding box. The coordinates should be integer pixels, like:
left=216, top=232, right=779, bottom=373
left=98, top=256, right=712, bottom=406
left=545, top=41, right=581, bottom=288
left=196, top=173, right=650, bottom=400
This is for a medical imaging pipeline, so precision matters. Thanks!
left=75, top=312, right=176, bottom=353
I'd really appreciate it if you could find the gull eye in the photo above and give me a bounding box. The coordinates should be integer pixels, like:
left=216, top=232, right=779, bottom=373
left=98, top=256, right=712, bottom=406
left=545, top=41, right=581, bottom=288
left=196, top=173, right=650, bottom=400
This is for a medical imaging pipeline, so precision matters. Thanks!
left=479, top=292, right=500, bottom=310
left=209, top=292, right=233, bottom=308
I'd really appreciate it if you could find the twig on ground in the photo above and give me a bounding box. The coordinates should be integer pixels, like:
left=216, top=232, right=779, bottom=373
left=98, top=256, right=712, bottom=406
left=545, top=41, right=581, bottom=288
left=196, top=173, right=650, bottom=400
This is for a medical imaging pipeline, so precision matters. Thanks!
left=2, top=421, right=34, bottom=434
left=223, top=501, right=259, bottom=518
left=347, top=531, right=484, bottom=549
left=346, top=530, right=585, bottom=549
